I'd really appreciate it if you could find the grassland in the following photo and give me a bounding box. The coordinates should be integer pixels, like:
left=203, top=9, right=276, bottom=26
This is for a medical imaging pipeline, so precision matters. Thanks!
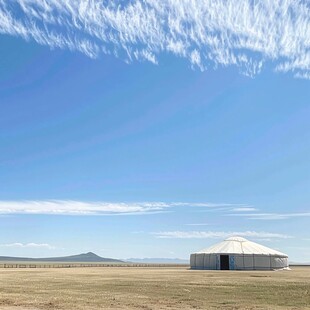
left=0, top=266, right=309, bottom=309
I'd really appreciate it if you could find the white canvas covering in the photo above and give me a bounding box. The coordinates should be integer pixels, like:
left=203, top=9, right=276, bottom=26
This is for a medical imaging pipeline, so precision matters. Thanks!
left=190, top=236, right=289, bottom=270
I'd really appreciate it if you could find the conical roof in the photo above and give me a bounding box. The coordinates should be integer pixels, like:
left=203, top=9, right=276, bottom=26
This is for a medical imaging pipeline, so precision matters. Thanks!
left=196, top=236, right=287, bottom=257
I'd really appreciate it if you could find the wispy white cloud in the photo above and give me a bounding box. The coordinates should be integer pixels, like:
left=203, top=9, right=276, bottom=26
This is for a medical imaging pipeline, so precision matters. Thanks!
left=231, top=207, right=257, bottom=212
left=229, top=212, right=310, bottom=220
left=0, top=200, right=169, bottom=216
left=0, top=200, right=243, bottom=216
left=0, top=201, right=304, bottom=221
left=168, top=202, right=245, bottom=208
left=186, top=223, right=210, bottom=226
left=196, top=205, right=257, bottom=214
left=153, top=230, right=292, bottom=239
left=0, top=242, right=55, bottom=249
left=0, top=0, right=309, bottom=78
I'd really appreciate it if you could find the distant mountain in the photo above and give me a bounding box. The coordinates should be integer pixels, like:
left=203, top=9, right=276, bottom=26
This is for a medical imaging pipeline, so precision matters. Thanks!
left=126, top=258, right=189, bottom=264
left=289, top=262, right=310, bottom=266
left=0, top=252, right=123, bottom=263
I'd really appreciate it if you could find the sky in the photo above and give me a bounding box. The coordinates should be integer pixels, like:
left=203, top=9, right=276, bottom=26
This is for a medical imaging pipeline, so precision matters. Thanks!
left=0, top=0, right=309, bottom=262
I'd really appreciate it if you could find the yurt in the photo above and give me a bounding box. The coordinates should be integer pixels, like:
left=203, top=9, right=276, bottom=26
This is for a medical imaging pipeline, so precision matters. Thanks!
left=190, top=236, right=289, bottom=270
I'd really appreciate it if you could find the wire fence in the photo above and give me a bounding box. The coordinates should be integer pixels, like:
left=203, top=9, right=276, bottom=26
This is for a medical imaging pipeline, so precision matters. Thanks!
left=0, top=263, right=189, bottom=269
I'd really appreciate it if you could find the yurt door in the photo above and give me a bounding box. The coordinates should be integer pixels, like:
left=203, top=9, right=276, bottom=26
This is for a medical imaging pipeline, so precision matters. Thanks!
left=220, top=255, right=230, bottom=270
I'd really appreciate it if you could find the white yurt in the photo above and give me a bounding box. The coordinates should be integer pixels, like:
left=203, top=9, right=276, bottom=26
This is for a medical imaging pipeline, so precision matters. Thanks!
left=190, top=236, right=289, bottom=270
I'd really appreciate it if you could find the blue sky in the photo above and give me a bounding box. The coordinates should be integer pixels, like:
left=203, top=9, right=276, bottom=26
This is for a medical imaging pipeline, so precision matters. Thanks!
left=0, top=1, right=310, bottom=262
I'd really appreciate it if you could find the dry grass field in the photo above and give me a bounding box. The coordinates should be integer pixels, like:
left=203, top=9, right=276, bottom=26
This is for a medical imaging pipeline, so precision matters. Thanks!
left=0, top=266, right=309, bottom=310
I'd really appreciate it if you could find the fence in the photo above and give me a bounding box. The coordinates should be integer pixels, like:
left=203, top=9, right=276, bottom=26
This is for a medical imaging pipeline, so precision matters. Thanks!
left=0, top=263, right=188, bottom=269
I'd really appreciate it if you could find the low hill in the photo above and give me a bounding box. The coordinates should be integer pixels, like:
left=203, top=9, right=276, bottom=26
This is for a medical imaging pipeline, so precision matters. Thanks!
left=0, top=252, right=123, bottom=263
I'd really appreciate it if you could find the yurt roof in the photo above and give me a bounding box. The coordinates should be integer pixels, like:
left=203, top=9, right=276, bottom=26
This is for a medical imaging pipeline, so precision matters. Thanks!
left=195, top=236, right=288, bottom=257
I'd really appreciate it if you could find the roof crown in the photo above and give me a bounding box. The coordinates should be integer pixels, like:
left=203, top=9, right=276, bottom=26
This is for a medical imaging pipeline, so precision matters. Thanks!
left=195, top=236, right=287, bottom=257
left=225, top=236, right=247, bottom=242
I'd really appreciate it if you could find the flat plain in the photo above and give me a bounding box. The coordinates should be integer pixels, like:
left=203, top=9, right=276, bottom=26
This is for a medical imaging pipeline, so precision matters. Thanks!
left=0, top=266, right=309, bottom=310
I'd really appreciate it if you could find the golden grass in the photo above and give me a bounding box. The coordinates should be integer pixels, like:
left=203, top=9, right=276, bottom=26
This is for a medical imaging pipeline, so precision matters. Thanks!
left=0, top=266, right=309, bottom=309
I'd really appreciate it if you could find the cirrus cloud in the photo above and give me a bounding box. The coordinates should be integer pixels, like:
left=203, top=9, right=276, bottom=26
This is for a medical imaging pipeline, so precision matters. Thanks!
left=0, top=0, right=309, bottom=78
left=228, top=212, right=310, bottom=220
left=0, top=200, right=245, bottom=216
left=0, top=200, right=170, bottom=216
left=153, top=230, right=292, bottom=239
left=0, top=242, right=55, bottom=249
